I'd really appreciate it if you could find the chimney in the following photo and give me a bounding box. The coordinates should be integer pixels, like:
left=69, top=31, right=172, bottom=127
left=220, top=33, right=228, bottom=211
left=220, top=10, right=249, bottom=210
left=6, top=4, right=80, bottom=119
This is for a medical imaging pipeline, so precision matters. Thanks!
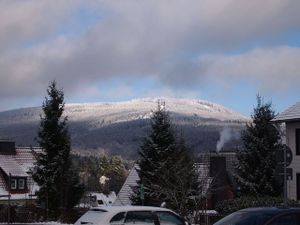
left=210, top=156, right=226, bottom=177
left=0, top=141, right=16, bottom=155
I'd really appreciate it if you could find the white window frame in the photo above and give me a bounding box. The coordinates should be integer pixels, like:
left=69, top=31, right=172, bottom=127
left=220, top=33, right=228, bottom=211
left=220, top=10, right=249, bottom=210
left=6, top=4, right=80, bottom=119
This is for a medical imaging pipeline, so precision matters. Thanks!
left=10, top=179, right=17, bottom=190
left=18, top=179, right=25, bottom=190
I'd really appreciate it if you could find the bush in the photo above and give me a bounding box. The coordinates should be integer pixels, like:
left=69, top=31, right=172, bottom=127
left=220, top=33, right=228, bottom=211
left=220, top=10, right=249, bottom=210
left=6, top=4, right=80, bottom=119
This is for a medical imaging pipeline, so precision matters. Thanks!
left=215, top=196, right=299, bottom=215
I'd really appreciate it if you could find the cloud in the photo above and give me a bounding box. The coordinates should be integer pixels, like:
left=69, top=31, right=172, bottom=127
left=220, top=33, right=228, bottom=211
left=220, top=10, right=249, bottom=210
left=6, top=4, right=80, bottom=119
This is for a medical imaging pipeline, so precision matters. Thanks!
left=0, top=0, right=81, bottom=51
left=0, top=0, right=299, bottom=108
left=198, top=46, right=300, bottom=91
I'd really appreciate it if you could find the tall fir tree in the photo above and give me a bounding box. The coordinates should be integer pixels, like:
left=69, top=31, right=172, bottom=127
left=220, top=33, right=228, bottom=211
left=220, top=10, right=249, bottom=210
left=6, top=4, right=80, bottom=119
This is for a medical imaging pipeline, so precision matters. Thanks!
left=132, top=102, right=199, bottom=216
left=33, top=81, right=84, bottom=213
left=235, top=95, right=283, bottom=197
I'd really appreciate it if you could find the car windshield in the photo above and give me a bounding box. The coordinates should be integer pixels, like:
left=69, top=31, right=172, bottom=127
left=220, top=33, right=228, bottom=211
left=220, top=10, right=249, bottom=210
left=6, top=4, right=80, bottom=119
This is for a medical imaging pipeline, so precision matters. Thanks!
left=213, top=211, right=276, bottom=225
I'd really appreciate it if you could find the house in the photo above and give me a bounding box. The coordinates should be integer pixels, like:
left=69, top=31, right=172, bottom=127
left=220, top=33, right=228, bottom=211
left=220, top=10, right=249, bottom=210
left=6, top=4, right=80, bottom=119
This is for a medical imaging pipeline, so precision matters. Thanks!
left=196, top=152, right=237, bottom=208
left=272, top=101, right=300, bottom=201
left=113, top=152, right=236, bottom=208
left=0, top=140, right=41, bottom=204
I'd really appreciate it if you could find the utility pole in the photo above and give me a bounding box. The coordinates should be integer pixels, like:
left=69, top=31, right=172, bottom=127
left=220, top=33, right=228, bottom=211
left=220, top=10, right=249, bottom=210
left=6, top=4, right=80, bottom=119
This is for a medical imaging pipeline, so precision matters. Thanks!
left=8, top=173, right=11, bottom=224
left=283, top=145, right=287, bottom=207
left=140, top=184, right=145, bottom=206
left=46, top=183, right=49, bottom=221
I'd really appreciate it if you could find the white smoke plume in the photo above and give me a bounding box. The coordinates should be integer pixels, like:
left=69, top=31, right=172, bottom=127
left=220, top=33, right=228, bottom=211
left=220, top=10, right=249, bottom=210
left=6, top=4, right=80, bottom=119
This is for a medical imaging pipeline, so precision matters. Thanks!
left=216, top=127, right=240, bottom=152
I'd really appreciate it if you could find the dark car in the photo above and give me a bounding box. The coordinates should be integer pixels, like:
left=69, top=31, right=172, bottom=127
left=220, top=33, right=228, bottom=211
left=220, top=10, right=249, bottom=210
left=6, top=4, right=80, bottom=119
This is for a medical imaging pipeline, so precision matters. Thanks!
left=214, top=207, right=300, bottom=225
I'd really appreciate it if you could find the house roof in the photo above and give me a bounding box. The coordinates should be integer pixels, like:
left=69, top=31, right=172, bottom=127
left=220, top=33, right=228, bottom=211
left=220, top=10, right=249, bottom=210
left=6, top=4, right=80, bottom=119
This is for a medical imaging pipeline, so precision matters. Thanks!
left=0, top=155, right=27, bottom=177
left=113, top=165, right=139, bottom=206
left=0, top=147, right=41, bottom=177
left=14, top=147, right=41, bottom=172
left=272, top=101, right=300, bottom=122
left=194, top=163, right=213, bottom=195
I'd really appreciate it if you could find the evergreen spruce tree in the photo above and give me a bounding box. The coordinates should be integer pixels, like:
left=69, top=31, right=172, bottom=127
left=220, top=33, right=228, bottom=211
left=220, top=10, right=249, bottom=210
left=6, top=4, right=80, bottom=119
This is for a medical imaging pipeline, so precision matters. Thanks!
left=132, top=102, right=199, bottom=216
left=235, top=96, right=283, bottom=197
left=169, top=136, right=200, bottom=216
left=33, top=81, right=84, bottom=214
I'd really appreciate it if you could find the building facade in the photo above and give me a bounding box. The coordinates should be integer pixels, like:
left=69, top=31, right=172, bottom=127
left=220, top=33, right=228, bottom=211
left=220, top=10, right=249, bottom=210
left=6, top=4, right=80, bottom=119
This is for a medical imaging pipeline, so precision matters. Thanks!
left=273, top=102, right=300, bottom=201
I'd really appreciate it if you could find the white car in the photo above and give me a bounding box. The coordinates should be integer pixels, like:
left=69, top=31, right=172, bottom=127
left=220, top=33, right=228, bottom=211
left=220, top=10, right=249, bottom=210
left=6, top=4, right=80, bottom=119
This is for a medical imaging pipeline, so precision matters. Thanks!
left=74, top=206, right=189, bottom=225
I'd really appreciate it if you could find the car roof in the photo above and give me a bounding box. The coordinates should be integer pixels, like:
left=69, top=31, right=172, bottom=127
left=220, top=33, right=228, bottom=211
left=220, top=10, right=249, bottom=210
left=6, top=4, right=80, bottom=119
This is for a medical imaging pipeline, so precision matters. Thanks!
left=239, top=207, right=300, bottom=214
left=91, top=205, right=173, bottom=213
left=75, top=206, right=178, bottom=225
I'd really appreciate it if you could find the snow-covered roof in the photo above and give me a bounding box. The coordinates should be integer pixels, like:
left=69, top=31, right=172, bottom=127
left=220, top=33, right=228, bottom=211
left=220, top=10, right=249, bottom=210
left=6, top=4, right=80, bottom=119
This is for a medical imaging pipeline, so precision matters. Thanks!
left=113, top=165, right=139, bottom=206
left=0, top=155, right=27, bottom=177
left=0, top=147, right=40, bottom=177
left=272, top=101, right=300, bottom=122
left=14, top=147, right=41, bottom=171
left=194, top=163, right=213, bottom=195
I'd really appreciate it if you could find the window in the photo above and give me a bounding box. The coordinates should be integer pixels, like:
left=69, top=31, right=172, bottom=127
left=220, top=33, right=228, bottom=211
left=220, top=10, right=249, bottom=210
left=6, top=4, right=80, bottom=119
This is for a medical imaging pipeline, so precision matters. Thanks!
left=125, top=211, right=156, bottom=225
left=156, top=211, right=185, bottom=225
left=297, top=174, right=300, bottom=201
left=18, top=179, right=25, bottom=189
left=296, top=129, right=300, bottom=155
left=110, top=212, right=126, bottom=224
left=10, top=179, right=17, bottom=190
left=97, top=200, right=104, bottom=205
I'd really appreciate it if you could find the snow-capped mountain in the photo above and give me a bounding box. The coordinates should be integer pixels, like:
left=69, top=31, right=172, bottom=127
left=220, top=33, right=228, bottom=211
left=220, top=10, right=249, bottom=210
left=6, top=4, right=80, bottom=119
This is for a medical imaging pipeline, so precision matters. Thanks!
left=0, top=98, right=249, bottom=158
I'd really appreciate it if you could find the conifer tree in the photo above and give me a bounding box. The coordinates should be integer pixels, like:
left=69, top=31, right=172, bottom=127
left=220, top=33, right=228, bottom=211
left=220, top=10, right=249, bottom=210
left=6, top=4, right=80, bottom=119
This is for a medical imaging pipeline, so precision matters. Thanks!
left=132, top=102, right=199, bottom=216
left=235, top=96, right=283, bottom=197
left=33, top=81, right=84, bottom=213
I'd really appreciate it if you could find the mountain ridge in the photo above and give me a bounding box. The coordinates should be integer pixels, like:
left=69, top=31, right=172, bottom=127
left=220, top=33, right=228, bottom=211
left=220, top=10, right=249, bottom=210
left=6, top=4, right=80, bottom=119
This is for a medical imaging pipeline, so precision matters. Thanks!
left=0, top=97, right=249, bottom=158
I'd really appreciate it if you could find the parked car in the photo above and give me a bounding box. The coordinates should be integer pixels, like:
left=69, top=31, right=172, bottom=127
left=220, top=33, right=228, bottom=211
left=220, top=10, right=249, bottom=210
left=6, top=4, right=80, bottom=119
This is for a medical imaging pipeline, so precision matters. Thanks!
left=74, top=206, right=189, bottom=225
left=214, top=207, right=300, bottom=225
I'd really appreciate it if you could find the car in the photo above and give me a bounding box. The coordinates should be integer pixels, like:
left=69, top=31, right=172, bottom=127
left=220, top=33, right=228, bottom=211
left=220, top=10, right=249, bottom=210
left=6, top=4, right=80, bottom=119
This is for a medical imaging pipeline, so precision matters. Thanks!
left=74, top=205, right=189, bottom=225
left=213, top=207, right=300, bottom=225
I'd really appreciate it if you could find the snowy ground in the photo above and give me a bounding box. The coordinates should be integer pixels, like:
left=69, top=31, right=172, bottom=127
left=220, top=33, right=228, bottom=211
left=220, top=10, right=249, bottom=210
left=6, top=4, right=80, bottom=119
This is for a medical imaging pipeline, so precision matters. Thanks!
left=0, top=223, right=71, bottom=225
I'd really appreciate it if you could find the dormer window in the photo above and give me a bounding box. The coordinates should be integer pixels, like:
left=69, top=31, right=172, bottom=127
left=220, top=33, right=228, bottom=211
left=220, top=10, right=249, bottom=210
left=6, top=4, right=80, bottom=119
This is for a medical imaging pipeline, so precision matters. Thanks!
left=11, top=179, right=17, bottom=190
left=9, top=177, right=26, bottom=191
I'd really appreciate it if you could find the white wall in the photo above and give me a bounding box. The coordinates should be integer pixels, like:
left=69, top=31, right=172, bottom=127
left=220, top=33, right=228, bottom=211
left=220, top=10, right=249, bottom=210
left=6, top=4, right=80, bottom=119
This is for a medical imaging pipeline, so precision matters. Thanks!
left=286, top=122, right=300, bottom=201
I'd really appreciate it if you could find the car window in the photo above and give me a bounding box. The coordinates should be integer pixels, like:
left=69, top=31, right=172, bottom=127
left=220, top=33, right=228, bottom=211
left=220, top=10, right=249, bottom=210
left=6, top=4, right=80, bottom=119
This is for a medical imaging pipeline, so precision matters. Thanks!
left=110, top=212, right=126, bottom=224
left=125, top=211, right=156, bottom=225
left=156, top=211, right=185, bottom=225
left=267, top=213, right=300, bottom=225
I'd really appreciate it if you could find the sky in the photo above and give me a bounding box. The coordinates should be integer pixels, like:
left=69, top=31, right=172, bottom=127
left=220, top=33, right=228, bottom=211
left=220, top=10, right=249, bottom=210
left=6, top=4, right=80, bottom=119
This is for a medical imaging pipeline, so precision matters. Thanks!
left=0, top=0, right=300, bottom=116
